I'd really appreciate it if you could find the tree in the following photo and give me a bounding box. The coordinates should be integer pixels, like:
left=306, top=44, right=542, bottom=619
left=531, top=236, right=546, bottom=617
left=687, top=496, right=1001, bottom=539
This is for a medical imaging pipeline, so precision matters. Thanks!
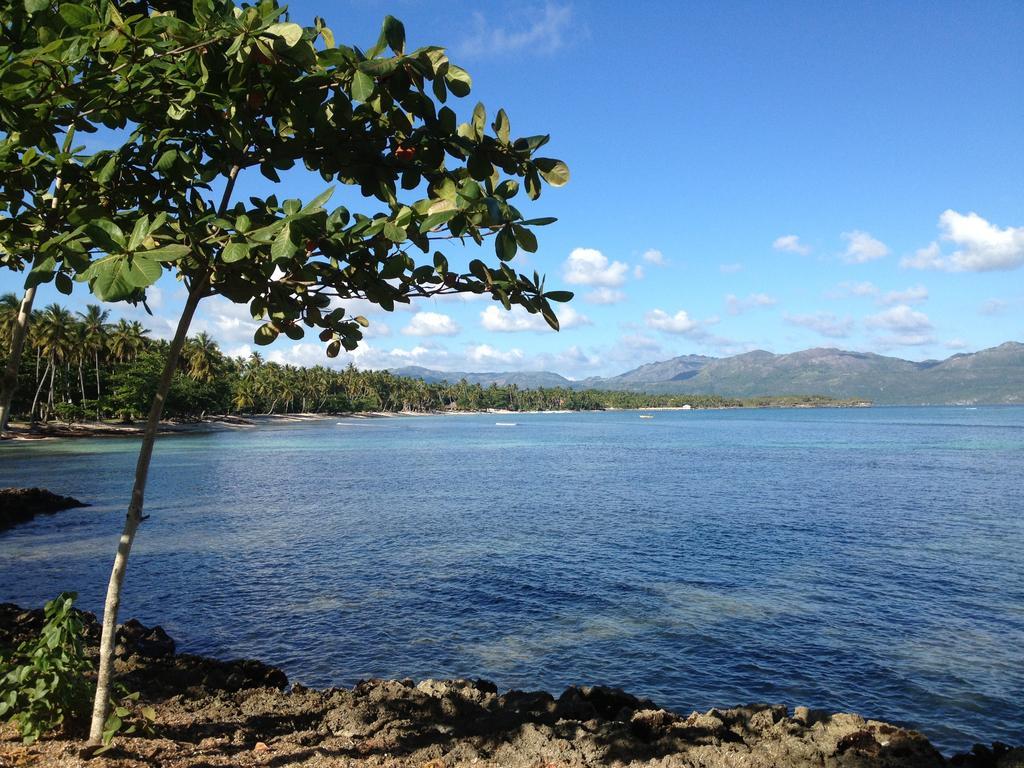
left=1, top=0, right=572, bottom=746
left=182, top=332, right=221, bottom=383
left=78, top=305, right=110, bottom=419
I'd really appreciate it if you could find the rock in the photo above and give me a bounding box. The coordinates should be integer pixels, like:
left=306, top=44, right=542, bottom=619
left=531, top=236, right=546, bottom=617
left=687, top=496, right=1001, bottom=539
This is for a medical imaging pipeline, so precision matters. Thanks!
left=0, top=487, right=88, bottom=530
left=116, top=618, right=176, bottom=658
left=253, top=741, right=270, bottom=752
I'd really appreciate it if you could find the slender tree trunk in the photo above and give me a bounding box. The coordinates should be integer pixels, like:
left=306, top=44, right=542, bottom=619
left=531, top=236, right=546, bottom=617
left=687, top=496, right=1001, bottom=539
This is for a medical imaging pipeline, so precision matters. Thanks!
left=0, top=285, right=37, bottom=434
left=46, top=355, right=56, bottom=419
left=95, top=351, right=102, bottom=420
left=30, top=358, right=50, bottom=422
left=87, top=277, right=208, bottom=746
left=79, top=361, right=86, bottom=404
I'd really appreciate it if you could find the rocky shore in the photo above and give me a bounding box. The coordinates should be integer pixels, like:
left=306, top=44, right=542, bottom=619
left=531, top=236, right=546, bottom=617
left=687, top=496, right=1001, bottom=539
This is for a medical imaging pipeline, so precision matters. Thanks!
left=0, top=487, right=89, bottom=531
left=1, top=605, right=1020, bottom=767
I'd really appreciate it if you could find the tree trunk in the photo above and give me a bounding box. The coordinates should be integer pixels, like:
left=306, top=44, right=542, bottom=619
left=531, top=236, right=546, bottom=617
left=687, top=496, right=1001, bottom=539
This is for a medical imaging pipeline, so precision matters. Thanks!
left=30, top=357, right=50, bottom=422
left=95, top=350, right=102, bottom=420
left=79, top=361, right=86, bottom=404
left=87, top=278, right=207, bottom=746
left=46, top=355, right=56, bottom=420
left=0, top=285, right=37, bottom=434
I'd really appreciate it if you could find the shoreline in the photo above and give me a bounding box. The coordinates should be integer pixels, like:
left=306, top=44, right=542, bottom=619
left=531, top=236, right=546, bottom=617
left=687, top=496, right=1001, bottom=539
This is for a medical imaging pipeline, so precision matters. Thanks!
left=0, top=604, right=1016, bottom=767
left=0, top=403, right=876, bottom=442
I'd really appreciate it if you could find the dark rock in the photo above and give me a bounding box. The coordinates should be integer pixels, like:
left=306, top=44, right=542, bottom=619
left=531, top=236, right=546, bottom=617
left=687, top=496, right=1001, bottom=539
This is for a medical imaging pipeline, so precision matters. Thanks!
left=0, top=487, right=88, bottom=530
left=557, top=684, right=655, bottom=722
left=837, top=729, right=883, bottom=756
left=116, top=618, right=176, bottom=658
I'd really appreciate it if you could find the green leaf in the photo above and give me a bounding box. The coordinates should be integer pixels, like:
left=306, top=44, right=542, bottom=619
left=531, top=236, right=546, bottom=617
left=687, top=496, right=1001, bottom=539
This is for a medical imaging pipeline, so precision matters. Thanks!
left=87, top=254, right=162, bottom=301
left=382, top=15, right=405, bottom=54
left=299, top=187, right=335, bottom=214
left=471, top=102, right=486, bottom=139
left=492, top=109, right=510, bottom=144
left=254, top=323, right=279, bottom=345
left=534, top=158, right=570, bottom=187
left=418, top=208, right=458, bottom=233
left=496, top=227, right=517, bottom=262
left=445, top=64, right=472, bottom=97
left=58, top=3, right=94, bottom=27
left=222, top=242, right=251, bottom=263
left=352, top=71, right=374, bottom=102
left=167, top=103, right=188, bottom=121
left=24, top=0, right=48, bottom=13
left=265, top=22, right=303, bottom=47
left=141, top=244, right=190, bottom=261
left=544, top=290, right=573, bottom=303
left=55, top=272, right=73, bottom=295
left=512, top=224, right=538, bottom=253
left=271, top=223, right=297, bottom=261
left=383, top=222, right=406, bottom=242
left=86, top=220, right=126, bottom=251
left=127, top=216, right=150, bottom=251
left=96, top=155, right=117, bottom=185
left=155, top=150, right=178, bottom=172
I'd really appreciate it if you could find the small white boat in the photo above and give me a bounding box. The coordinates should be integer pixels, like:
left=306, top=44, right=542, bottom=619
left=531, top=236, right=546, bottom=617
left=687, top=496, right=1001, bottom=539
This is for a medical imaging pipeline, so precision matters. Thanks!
left=639, top=414, right=654, bottom=419
left=495, top=422, right=517, bottom=426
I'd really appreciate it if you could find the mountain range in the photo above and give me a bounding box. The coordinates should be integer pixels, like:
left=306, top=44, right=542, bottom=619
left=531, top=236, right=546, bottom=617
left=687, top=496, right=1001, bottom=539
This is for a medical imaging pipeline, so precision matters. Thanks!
left=391, top=342, right=1024, bottom=405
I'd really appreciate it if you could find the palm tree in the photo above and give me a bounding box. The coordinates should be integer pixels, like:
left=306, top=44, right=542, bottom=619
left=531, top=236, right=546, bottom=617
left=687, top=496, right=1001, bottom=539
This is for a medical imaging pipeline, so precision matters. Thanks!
left=79, top=305, right=110, bottom=419
left=108, top=319, right=149, bottom=363
left=183, top=332, right=221, bottom=383
left=31, top=305, right=75, bottom=421
left=0, top=293, right=20, bottom=349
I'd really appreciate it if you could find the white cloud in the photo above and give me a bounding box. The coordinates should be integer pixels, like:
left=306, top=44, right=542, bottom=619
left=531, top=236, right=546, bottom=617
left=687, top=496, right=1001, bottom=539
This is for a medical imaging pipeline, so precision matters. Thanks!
left=842, top=230, right=890, bottom=263
left=619, top=333, right=661, bottom=351
left=903, top=210, right=1024, bottom=272
left=904, top=242, right=943, bottom=270
left=642, top=249, right=666, bottom=265
left=563, top=247, right=629, bottom=287
left=841, top=281, right=879, bottom=297
left=880, top=285, right=928, bottom=306
left=725, top=292, right=777, bottom=315
left=773, top=234, right=811, bottom=255
left=945, top=338, right=968, bottom=350
left=633, top=265, right=645, bottom=279
left=402, top=312, right=460, bottom=337
left=980, top=298, right=1007, bottom=316
left=645, top=309, right=699, bottom=335
left=467, top=344, right=525, bottom=366
left=225, top=343, right=252, bottom=359
left=719, top=263, right=743, bottom=274
left=784, top=312, right=854, bottom=338
left=585, top=287, right=626, bottom=305
left=480, top=304, right=589, bottom=332
left=460, top=3, right=572, bottom=57
left=865, top=305, right=933, bottom=333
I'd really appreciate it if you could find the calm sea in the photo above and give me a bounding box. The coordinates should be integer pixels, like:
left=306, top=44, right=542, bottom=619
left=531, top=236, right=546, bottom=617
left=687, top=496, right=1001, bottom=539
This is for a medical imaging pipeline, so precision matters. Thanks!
left=1, top=407, right=1022, bottom=753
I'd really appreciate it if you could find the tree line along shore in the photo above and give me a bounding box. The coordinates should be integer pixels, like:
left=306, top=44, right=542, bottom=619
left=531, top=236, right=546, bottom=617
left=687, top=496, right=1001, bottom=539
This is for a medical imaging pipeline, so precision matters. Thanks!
left=1, top=297, right=867, bottom=426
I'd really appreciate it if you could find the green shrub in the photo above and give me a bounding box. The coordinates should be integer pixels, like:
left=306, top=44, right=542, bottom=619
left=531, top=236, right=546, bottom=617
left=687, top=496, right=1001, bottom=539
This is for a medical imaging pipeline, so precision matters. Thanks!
left=0, top=594, right=155, bottom=748
left=0, top=593, right=92, bottom=744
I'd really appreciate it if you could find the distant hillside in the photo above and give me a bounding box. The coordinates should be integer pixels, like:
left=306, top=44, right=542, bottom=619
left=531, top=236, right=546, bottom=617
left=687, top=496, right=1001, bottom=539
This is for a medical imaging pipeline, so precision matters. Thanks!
left=604, top=343, right=1023, bottom=404
left=390, top=366, right=575, bottom=389
left=392, top=342, right=1024, bottom=405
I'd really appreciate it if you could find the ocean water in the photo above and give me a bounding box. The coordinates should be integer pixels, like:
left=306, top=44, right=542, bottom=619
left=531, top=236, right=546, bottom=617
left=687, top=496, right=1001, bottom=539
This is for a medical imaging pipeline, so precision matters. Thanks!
left=1, top=406, right=1022, bottom=754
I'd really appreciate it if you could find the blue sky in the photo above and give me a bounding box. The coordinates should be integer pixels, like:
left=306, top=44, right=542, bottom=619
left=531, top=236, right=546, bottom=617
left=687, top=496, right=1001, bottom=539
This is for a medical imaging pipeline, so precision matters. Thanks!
left=8, top=1, right=1023, bottom=377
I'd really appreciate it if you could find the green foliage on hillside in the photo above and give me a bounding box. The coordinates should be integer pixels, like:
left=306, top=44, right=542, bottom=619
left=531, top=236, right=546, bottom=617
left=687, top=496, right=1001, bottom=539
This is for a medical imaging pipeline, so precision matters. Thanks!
left=0, top=298, right=860, bottom=418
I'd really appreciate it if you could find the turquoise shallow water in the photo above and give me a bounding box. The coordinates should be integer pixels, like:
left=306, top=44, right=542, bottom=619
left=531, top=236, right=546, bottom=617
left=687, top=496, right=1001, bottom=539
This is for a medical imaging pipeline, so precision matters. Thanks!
left=1, top=406, right=1022, bottom=753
